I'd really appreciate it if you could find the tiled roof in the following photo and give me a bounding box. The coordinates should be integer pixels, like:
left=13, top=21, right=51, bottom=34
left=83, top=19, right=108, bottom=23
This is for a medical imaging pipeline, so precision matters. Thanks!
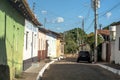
left=8, top=0, right=42, bottom=26
left=39, top=27, right=62, bottom=38
left=97, top=30, right=110, bottom=36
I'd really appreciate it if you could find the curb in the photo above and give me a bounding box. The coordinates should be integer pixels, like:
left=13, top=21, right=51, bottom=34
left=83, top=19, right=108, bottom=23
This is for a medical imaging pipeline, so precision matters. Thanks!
left=97, top=64, right=120, bottom=75
left=36, top=60, right=55, bottom=80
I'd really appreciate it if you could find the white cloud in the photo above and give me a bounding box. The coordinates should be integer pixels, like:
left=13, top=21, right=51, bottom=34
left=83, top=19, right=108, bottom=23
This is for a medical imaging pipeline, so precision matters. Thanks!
left=48, top=17, right=64, bottom=23
left=78, top=16, right=83, bottom=19
left=41, top=10, right=47, bottom=14
left=56, top=17, right=64, bottom=23
left=106, top=12, right=112, bottom=19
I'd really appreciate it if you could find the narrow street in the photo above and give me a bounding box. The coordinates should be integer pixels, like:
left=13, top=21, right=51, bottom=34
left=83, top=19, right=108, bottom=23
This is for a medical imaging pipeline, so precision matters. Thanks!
left=42, top=58, right=120, bottom=80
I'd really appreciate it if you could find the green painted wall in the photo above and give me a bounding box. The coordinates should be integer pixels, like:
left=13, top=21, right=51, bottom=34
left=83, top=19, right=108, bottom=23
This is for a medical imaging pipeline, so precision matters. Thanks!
left=0, top=0, right=25, bottom=79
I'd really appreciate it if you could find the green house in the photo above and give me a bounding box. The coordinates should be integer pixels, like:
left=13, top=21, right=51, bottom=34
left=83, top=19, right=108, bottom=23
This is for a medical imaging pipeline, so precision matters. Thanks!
left=0, top=0, right=41, bottom=79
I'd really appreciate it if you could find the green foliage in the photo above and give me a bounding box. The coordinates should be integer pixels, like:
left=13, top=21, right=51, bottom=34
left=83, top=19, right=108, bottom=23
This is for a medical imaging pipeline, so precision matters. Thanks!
left=64, top=40, right=77, bottom=53
left=103, top=22, right=119, bottom=30
left=63, top=28, right=86, bottom=54
left=62, top=27, right=104, bottom=54
left=86, top=32, right=104, bottom=50
left=103, top=26, right=109, bottom=30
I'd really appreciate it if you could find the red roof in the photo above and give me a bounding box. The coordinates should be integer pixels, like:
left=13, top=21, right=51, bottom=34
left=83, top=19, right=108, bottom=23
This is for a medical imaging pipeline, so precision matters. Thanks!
left=97, top=30, right=110, bottom=36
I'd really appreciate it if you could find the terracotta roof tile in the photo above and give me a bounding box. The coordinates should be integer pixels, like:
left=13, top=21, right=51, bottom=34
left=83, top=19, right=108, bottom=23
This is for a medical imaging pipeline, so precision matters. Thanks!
left=97, top=30, right=110, bottom=36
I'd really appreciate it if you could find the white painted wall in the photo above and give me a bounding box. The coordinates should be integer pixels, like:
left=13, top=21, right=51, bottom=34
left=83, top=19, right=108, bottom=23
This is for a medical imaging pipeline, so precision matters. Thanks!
left=102, top=42, right=106, bottom=61
left=23, top=19, right=38, bottom=61
left=110, top=41, right=115, bottom=62
left=46, top=33, right=57, bottom=58
left=114, top=25, right=120, bottom=64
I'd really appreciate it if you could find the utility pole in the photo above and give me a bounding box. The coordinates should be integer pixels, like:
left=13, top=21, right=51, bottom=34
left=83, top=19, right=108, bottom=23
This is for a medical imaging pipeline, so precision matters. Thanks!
left=92, top=0, right=100, bottom=63
left=82, top=17, right=84, bottom=42
left=44, top=17, right=46, bottom=28
left=82, top=18, right=84, bottom=32
left=78, top=16, right=84, bottom=50
left=81, top=18, right=84, bottom=50
left=77, top=27, right=79, bottom=53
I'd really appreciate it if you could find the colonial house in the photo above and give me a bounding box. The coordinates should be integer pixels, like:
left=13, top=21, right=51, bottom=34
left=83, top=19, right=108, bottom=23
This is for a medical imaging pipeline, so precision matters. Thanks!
left=46, top=30, right=64, bottom=59
left=38, top=28, right=48, bottom=61
left=0, top=0, right=41, bottom=79
left=110, top=21, right=120, bottom=64
left=46, top=31, right=57, bottom=58
left=38, top=27, right=64, bottom=61
left=97, top=30, right=110, bottom=62
left=38, top=27, right=64, bottom=59
left=23, top=19, right=41, bottom=71
left=55, top=32, right=64, bottom=58
left=0, top=0, right=25, bottom=79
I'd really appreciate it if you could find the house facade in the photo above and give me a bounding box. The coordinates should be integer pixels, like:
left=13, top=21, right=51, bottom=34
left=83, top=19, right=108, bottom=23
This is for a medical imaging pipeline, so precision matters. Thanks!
left=0, top=0, right=41, bottom=79
left=0, top=0, right=25, bottom=79
left=23, top=19, right=39, bottom=71
left=46, top=30, right=64, bottom=59
left=114, top=24, right=120, bottom=64
left=56, top=38, right=61, bottom=57
left=46, top=32, right=57, bottom=58
left=38, top=28, right=64, bottom=60
left=97, top=30, right=110, bottom=62
left=110, top=22, right=120, bottom=64
left=38, top=28, right=47, bottom=61
left=56, top=35, right=65, bottom=58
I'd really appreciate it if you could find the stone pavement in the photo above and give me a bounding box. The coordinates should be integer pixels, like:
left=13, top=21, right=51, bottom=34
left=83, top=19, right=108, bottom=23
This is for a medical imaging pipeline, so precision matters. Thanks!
left=15, top=59, right=51, bottom=80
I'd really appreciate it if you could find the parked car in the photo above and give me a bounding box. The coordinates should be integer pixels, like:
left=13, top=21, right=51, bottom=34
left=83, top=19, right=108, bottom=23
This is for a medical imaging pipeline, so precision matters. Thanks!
left=77, top=51, right=91, bottom=63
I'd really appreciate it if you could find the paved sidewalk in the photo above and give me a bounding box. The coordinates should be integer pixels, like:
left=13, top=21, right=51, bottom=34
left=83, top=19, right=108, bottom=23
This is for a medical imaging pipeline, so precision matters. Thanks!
left=15, top=59, right=51, bottom=80
left=97, top=62, right=120, bottom=76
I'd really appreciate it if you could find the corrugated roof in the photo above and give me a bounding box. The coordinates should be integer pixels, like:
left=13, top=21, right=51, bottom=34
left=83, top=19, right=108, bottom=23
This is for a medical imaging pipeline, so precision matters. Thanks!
left=8, top=0, right=42, bottom=26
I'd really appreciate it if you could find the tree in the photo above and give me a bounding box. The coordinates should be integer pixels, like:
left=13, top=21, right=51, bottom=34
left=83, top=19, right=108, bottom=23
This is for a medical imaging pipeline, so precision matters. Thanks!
left=63, top=28, right=86, bottom=54
left=86, top=32, right=104, bottom=51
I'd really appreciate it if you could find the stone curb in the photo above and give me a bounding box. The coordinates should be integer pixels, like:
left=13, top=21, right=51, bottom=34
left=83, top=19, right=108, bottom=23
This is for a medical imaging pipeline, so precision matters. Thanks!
left=36, top=60, right=55, bottom=80
left=97, top=64, right=120, bottom=75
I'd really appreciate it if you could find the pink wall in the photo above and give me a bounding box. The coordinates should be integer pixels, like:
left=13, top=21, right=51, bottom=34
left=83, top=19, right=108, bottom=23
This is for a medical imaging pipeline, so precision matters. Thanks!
left=38, top=31, right=47, bottom=61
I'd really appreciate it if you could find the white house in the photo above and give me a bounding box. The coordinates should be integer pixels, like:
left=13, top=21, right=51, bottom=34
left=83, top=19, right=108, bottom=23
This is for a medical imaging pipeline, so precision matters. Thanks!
left=23, top=19, right=39, bottom=70
left=97, top=30, right=110, bottom=62
left=110, top=22, right=120, bottom=64
left=46, top=31, right=57, bottom=58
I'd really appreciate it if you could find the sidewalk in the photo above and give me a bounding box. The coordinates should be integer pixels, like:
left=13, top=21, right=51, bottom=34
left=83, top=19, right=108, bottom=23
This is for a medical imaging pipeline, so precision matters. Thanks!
left=15, top=59, right=52, bottom=80
left=97, top=62, right=120, bottom=75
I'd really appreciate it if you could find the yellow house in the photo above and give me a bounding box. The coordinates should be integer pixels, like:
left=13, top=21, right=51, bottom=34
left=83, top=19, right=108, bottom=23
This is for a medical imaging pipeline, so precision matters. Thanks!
left=56, top=35, right=64, bottom=58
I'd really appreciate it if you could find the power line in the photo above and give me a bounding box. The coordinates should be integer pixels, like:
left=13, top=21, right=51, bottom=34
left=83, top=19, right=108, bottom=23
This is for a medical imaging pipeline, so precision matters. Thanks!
left=84, top=7, right=92, bottom=24
left=99, top=2, right=120, bottom=18
left=85, top=19, right=94, bottom=33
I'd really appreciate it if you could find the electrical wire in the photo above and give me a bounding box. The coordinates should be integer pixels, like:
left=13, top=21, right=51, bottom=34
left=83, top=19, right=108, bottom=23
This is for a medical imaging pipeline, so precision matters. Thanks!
left=99, top=2, right=120, bottom=18
left=85, top=19, right=94, bottom=33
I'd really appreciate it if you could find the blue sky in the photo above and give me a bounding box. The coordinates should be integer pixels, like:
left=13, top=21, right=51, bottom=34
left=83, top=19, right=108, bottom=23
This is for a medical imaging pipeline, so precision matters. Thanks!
left=27, top=0, right=120, bottom=33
